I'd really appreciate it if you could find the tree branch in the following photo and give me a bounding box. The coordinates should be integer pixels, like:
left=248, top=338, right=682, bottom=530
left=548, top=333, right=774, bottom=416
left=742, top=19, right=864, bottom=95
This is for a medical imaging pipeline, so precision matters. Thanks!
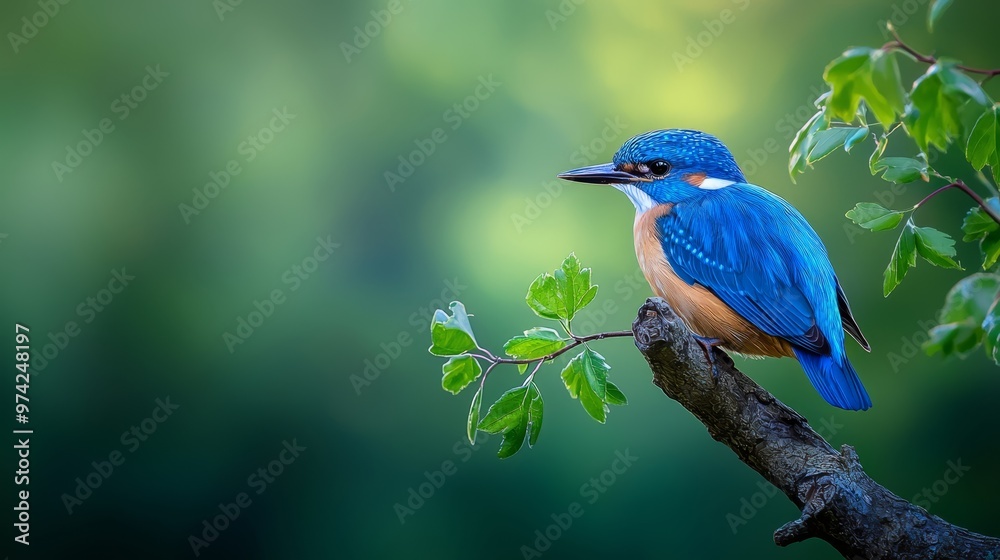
left=914, top=180, right=1000, bottom=226
left=632, top=297, right=1000, bottom=559
left=882, top=26, right=1000, bottom=81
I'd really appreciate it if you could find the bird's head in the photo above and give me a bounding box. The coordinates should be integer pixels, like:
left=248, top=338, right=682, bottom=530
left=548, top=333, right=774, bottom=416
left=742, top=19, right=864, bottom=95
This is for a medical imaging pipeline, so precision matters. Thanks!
left=558, top=129, right=747, bottom=211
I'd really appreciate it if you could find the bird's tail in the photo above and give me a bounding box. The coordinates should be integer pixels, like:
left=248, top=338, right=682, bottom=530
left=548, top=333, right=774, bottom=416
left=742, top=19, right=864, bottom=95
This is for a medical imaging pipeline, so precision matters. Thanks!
left=792, top=348, right=872, bottom=411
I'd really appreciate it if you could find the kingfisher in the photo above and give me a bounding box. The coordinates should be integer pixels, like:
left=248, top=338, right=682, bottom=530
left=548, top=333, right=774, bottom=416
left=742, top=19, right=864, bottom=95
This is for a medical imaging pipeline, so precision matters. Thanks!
left=557, top=129, right=872, bottom=410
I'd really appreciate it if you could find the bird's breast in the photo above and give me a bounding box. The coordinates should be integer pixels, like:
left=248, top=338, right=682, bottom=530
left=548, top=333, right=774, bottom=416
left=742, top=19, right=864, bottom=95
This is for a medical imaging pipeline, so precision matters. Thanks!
left=633, top=204, right=792, bottom=358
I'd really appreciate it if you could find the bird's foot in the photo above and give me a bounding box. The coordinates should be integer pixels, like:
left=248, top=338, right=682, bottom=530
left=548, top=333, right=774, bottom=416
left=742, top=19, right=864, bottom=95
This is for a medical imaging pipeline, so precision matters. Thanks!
left=692, top=335, right=723, bottom=383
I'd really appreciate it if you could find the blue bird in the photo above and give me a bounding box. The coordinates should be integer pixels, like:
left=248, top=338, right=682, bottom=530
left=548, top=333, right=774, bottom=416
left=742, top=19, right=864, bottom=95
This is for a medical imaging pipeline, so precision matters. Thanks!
left=558, top=129, right=872, bottom=410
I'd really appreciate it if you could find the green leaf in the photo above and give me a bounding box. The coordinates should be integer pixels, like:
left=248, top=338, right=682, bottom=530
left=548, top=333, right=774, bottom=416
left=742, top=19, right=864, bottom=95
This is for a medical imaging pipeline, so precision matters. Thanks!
left=467, top=387, right=482, bottom=444
left=824, top=48, right=905, bottom=127
left=982, top=300, right=1000, bottom=365
left=907, top=61, right=989, bottom=153
left=478, top=386, right=529, bottom=434
left=928, top=0, right=954, bottom=30
left=441, top=355, right=483, bottom=394
left=525, top=254, right=599, bottom=323
left=962, top=198, right=1000, bottom=241
left=845, top=202, right=905, bottom=231
left=605, top=381, right=628, bottom=406
left=789, top=109, right=828, bottom=180
left=981, top=229, right=1000, bottom=270
left=806, top=127, right=868, bottom=163
left=503, top=327, right=567, bottom=360
left=561, top=350, right=608, bottom=423
left=527, top=386, right=543, bottom=447
left=913, top=226, right=962, bottom=269
left=428, top=301, right=478, bottom=356
left=924, top=273, right=1000, bottom=357
left=526, top=273, right=561, bottom=320
left=884, top=221, right=917, bottom=296
left=872, top=157, right=928, bottom=183
left=869, top=136, right=888, bottom=175
left=966, top=105, right=1000, bottom=185
left=845, top=126, right=870, bottom=152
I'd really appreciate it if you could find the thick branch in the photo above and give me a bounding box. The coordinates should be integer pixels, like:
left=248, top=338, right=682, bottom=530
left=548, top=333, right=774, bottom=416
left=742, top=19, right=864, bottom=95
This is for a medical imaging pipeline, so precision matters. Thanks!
left=632, top=298, right=1000, bottom=559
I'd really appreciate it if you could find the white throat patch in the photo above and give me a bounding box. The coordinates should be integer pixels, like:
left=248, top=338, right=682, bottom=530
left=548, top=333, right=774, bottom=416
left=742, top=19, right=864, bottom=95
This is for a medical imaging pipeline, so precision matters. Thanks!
left=612, top=183, right=656, bottom=213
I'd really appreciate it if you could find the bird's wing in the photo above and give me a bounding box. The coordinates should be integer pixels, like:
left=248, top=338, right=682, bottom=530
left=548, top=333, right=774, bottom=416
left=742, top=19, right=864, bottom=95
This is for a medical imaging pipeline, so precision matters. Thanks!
left=657, top=190, right=830, bottom=354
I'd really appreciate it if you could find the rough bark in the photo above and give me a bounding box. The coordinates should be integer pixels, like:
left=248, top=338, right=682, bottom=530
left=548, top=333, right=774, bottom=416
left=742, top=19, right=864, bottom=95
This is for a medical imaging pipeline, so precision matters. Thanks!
left=631, top=297, right=1000, bottom=560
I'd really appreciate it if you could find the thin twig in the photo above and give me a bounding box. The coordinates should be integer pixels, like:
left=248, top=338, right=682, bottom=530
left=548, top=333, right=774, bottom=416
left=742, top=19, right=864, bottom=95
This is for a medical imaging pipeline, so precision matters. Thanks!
left=914, top=180, right=1000, bottom=225
left=882, top=26, right=1000, bottom=82
left=486, top=330, right=634, bottom=367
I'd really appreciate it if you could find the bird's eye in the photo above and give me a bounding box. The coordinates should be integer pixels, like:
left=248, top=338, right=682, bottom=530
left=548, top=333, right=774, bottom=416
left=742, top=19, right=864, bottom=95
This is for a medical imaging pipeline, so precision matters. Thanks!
left=648, top=160, right=671, bottom=177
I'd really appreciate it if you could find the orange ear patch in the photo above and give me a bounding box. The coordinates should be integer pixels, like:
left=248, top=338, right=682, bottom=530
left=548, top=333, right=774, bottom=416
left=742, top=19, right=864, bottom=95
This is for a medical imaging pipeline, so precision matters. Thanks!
left=683, top=172, right=706, bottom=187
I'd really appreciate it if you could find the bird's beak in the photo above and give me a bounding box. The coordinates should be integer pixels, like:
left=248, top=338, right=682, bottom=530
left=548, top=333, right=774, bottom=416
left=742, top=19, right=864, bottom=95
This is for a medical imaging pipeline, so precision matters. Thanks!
left=557, top=163, right=649, bottom=184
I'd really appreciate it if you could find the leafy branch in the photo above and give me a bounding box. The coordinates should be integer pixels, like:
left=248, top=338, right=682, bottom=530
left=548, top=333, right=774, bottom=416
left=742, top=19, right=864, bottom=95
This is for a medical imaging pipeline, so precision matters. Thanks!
left=789, top=0, right=1000, bottom=366
left=428, top=254, right=634, bottom=458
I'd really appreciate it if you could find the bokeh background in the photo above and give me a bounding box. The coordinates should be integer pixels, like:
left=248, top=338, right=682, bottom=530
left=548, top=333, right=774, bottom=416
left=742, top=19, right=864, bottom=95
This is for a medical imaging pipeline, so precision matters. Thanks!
left=2, top=0, right=1000, bottom=558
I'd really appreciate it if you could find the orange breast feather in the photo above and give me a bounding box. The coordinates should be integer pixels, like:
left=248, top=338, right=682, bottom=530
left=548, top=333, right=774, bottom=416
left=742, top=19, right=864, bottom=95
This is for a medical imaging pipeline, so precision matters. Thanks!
left=633, top=204, right=793, bottom=358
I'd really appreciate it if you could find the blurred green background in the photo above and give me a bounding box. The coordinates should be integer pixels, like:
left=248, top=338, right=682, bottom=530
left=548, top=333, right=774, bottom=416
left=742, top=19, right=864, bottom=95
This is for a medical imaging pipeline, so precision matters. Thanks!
left=2, top=0, right=1000, bottom=558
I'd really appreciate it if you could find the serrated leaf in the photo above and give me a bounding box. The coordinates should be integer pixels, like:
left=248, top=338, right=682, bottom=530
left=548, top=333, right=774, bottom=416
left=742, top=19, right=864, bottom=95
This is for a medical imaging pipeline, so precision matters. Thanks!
left=845, top=202, right=905, bottom=231
left=428, top=302, right=478, bottom=356
left=913, top=226, right=962, bottom=269
left=967, top=105, right=1000, bottom=185
left=605, top=381, right=628, bottom=406
left=872, top=157, right=928, bottom=183
left=467, top=387, right=482, bottom=444
left=824, top=48, right=904, bottom=127
left=526, top=273, right=561, bottom=320
left=478, top=386, right=529, bottom=434
left=924, top=273, right=1000, bottom=357
left=504, top=327, right=567, bottom=360
left=928, top=0, right=954, bottom=31
left=807, top=127, right=868, bottom=163
left=884, top=221, right=917, bottom=296
left=527, top=386, right=543, bottom=447
left=441, top=355, right=483, bottom=394
left=789, top=109, right=828, bottom=180
left=962, top=198, right=1000, bottom=241
left=526, top=254, right=599, bottom=323
left=561, top=351, right=608, bottom=423
left=907, top=61, right=988, bottom=153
